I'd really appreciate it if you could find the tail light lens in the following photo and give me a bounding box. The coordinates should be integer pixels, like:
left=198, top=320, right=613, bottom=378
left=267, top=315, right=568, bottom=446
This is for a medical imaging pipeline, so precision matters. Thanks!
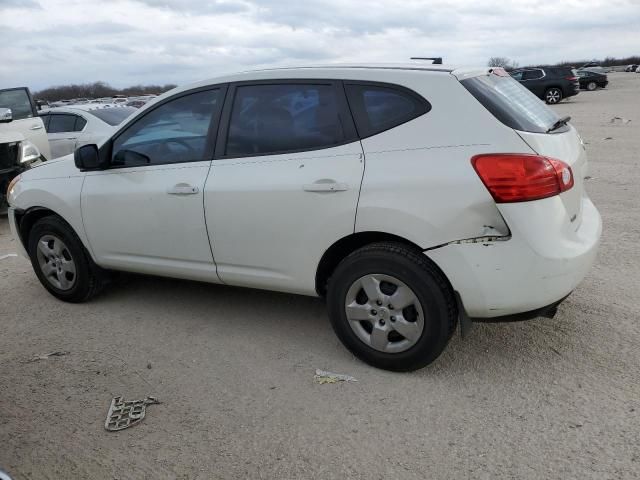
left=566, top=76, right=578, bottom=81
left=471, top=154, right=574, bottom=203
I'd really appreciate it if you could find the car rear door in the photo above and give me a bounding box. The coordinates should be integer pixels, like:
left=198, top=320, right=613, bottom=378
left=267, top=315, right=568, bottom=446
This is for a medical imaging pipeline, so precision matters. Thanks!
left=0, top=87, right=51, bottom=160
left=45, top=113, right=87, bottom=158
left=203, top=80, right=364, bottom=295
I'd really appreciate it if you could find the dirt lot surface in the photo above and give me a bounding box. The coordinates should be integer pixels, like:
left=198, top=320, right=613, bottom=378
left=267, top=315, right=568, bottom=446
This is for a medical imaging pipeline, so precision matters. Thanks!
left=1, top=73, right=639, bottom=479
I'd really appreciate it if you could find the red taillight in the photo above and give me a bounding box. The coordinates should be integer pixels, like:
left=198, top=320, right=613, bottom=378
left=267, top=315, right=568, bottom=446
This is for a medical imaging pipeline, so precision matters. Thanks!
left=566, top=76, right=578, bottom=81
left=471, top=154, right=574, bottom=203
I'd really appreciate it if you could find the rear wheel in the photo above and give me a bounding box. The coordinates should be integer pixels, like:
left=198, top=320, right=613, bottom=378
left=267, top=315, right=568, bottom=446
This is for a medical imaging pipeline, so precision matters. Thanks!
left=586, top=81, right=597, bottom=91
left=327, top=242, right=457, bottom=371
left=545, top=87, right=563, bottom=104
left=28, top=216, right=105, bottom=302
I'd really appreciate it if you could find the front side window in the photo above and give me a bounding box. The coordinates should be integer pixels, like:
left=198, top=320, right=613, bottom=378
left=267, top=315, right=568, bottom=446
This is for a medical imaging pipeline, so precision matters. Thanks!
left=345, top=83, right=430, bottom=138
left=112, top=89, right=221, bottom=167
left=225, top=84, right=344, bottom=156
left=510, top=71, right=524, bottom=81
left=48, top=114, right=82, bottom=133
left=0, top=88, right=34, bottom=120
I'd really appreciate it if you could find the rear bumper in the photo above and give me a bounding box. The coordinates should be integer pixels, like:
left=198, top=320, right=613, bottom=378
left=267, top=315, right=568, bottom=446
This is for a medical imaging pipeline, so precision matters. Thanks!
left=428, top=196, right=602, bottom=318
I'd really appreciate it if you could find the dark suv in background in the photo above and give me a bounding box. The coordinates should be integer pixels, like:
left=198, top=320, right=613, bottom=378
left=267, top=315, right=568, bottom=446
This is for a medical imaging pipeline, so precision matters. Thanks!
left=510, top=67, right=580, bottom=104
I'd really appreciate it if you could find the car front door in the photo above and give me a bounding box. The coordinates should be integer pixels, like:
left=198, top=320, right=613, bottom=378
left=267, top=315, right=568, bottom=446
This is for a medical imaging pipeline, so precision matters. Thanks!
left=0, top=87, right=52, bottom=160
left=81, top=87, right=226, bottom=282
left=521, top=69, right=545, bottom=97
left=204, top=81, right=365, bottom=295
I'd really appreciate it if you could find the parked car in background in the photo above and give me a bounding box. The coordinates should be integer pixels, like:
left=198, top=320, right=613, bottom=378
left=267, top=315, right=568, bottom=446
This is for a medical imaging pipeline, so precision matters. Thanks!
left=0, top=87, right=51, bottom=208
left=625, top=64, right=638, bottom=72
left=577, top=70, right=608, bottom=90
left=636, top=65, right=640, bottom=73
left=7, top=64, right=602, bottom=370
left=126, top=99, right=148, bottom=108
left=39, top=104, right=136, bottom=159
left=510, top=67, right=580, bottom=104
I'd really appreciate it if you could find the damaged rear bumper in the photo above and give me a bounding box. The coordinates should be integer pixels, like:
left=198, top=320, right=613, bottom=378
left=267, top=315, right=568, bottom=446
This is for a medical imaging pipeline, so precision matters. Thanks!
left=427, top=196, right=602, bottom=319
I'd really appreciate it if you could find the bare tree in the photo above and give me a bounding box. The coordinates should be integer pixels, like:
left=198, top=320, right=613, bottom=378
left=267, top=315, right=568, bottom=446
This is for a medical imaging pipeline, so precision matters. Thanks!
left=487, top=57, right=519, bottom=70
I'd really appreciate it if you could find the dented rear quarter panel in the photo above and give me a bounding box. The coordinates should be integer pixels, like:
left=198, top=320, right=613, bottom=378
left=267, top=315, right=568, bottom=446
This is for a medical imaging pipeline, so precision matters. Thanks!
left=355, top=72, right=534, bottom=248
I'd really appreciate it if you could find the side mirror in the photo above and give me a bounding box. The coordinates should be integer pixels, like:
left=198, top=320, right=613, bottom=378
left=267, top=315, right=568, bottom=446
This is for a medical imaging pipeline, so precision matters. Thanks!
left=0, top=108, right=12, bottom=123
left=74, top=144, right=107, bottom=170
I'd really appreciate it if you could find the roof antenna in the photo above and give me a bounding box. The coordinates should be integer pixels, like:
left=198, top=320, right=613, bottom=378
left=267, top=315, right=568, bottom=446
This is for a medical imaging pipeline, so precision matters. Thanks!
left=410, top=57, right=443, bottom=65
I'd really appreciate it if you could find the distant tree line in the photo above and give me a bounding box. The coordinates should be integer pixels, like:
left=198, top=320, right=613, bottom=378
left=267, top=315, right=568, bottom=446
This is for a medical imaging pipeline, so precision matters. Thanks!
left=489, top=55, right=640, bottom=70
left=34, top=81, right=178, bottom=102
left=553, top=55, right=640, bottom=67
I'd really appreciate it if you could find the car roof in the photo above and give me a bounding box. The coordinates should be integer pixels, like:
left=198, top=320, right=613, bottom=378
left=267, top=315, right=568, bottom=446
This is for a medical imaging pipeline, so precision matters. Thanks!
left=155, top=63, right=490, bottom=100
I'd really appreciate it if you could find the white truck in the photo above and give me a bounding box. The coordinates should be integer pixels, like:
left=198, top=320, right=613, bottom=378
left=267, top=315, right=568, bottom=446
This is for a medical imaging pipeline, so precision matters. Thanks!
left=0, top=87, right=51, bottom=210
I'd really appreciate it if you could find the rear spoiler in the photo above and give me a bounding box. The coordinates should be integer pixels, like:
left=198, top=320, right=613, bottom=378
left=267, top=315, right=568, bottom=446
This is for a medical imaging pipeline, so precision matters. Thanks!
left=451, top=67, right=508, bottom=81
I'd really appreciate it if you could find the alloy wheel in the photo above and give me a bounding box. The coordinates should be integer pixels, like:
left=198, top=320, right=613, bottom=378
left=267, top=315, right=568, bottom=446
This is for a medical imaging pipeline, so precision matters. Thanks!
left=36, top=234, right=77, bottom=291
left=344, top=274, right=425, bottom=353
left=546, top=89, right=561, bottom=104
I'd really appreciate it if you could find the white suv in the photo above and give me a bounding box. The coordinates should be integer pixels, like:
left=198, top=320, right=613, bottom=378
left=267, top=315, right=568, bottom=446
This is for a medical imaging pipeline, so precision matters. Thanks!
left=7, top=64, right=602, bottom=371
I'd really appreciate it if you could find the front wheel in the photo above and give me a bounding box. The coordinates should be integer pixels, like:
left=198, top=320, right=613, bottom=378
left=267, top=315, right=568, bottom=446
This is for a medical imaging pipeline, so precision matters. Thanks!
left=28, top=216, right=105, bottom=302
left=327, top=243, right=457, bottom=371
left=586, top=81, right=597, bottom=91
left=545, top=87, right=563, bottom=104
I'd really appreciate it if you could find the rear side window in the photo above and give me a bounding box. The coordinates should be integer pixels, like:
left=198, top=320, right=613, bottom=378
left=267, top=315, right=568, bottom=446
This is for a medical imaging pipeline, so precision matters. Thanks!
left=226, top=83, right=344, bottom=156
left=461, top=74, right=565, bottom=134
left=48, top=114, right=80, bottom=133
left=345, top=83, right=429, bottom=138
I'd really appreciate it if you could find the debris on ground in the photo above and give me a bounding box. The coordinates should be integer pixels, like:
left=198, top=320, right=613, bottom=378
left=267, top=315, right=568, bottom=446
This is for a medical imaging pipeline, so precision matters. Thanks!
left=610, top=116, right=632, bottom=124
left=314, top=369, right=358, bottom=384
left=29, top=351, right=69, bottom=362
left=105, top=395, right=161, bottom=431
left=146, top=362, right=152, bottom=369
left=0, top=253, right=18, bottom=261
left=604, top=137, right=613, bottom=140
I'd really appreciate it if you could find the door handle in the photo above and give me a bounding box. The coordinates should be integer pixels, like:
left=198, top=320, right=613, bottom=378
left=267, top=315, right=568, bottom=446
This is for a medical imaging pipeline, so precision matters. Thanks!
left=167, top=184, right=199, bottom=195
left=30, top=125, right=43, bottom=130
left=303, top=181, right=348, bottom=192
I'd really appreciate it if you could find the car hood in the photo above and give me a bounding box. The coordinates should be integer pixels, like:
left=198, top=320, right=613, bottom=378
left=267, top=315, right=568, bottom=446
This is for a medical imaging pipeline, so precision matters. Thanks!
left=21, top=153, right=81, bottom=180
left=0, top=130, right=25, bottom=144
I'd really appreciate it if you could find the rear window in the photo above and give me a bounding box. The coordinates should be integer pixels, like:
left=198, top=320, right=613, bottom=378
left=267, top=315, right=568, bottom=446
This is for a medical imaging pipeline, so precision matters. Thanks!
left=461, top=74, right=565, bottom=134
left=89, top=107, right=136, bottom=126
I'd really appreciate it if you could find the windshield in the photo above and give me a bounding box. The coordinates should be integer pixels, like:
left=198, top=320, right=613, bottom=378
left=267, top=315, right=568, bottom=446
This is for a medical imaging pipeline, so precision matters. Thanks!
left=0, top=88, right=34, bottom=120
left=460, top=73, right=565, bottom=134
left=89, top=107, right=136, bottom=126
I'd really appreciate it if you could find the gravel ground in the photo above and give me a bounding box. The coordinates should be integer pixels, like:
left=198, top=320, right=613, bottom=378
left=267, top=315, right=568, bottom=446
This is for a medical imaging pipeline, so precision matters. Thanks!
left=1, top=72, right=639, bottom=480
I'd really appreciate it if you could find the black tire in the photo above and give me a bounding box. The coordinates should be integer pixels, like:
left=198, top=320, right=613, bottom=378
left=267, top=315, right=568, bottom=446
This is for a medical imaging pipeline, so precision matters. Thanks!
left=28, top=215, right=105, bottom=302
left=545, top=87, right=563, bottom=104
left=327, top=242, right=457, bottom=371
left=587, top=81, right=597, bottom=91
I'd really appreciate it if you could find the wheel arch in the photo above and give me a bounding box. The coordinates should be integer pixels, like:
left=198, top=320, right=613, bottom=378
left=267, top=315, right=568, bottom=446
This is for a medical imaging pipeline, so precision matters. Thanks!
left=315, top=231, right=453, bottom=297
left=15, top=207, right=92, bottom=258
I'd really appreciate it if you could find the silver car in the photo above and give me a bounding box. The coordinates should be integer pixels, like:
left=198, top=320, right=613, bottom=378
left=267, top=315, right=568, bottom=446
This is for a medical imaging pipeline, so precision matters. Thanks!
left=39, top=104, right=136, bottom=159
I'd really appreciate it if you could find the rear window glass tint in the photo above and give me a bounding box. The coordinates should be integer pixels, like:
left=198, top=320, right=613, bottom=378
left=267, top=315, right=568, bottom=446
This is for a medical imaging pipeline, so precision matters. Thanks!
left=89, top=107, right=136, bottom=126
left=461, top=74, right=564, bottom=134
left=345, top=84, right=429, bottom=138
left=226, top=84, right=344, bottom=156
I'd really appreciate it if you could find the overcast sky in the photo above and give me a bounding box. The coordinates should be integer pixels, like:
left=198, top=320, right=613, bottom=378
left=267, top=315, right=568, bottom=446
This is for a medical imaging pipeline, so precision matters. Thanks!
left=1, top=0, right=639, bottom=91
